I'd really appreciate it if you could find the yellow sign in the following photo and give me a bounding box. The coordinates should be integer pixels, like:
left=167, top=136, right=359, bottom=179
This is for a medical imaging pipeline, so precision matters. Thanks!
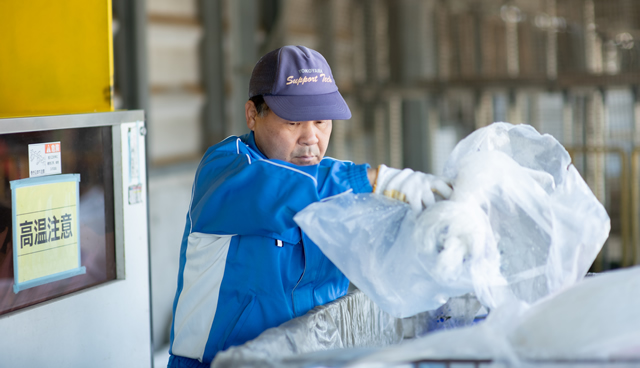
left=11, top=174, right=84, bottom=293
left=0, top=0, right=114, bottom=118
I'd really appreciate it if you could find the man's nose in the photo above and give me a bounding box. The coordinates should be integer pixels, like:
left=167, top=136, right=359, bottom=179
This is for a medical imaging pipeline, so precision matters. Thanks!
left=298, top=121, right=319, bottom=146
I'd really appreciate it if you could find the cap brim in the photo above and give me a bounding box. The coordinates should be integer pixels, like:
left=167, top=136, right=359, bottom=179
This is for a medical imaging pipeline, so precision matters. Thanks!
left=264, top=91, right=352, bottom=121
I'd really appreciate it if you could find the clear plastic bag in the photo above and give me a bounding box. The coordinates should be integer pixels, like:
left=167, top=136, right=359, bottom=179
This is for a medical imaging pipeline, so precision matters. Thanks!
left=295, top=123, right=610, bottom=318
left=350, top=266, right=640, bottom=366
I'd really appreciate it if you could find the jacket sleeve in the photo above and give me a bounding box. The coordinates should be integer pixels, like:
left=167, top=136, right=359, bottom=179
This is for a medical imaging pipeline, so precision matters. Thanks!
left=188, top=141, right=371, bottom=238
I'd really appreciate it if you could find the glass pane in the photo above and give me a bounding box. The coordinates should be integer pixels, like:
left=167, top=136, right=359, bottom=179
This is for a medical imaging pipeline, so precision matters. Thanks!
left=0, top=126, right=116, bottom=315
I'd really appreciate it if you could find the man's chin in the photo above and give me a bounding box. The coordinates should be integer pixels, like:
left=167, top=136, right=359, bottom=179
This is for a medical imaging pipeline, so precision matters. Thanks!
left=291, top=156, right=321, bottom=166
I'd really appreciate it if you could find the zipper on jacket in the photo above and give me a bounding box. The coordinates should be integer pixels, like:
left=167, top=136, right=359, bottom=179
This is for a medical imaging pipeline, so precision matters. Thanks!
left=290, top=239, right=306, bottom=317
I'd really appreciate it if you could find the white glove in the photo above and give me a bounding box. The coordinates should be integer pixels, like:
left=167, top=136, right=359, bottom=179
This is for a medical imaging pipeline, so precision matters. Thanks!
left=373, top=165, right=452, bottom=212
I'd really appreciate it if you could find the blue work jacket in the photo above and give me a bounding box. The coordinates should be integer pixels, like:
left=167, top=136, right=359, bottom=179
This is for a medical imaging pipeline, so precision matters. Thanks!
left=168, top=132, right=372, bottom=365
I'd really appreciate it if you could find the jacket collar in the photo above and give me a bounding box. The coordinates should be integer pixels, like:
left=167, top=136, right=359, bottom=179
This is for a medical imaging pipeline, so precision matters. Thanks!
left=243, top=131, right=268, bottom=160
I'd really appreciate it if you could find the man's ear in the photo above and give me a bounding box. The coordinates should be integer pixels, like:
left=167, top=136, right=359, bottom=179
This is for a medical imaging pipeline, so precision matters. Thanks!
left=245, top=100, right=257, bottom=131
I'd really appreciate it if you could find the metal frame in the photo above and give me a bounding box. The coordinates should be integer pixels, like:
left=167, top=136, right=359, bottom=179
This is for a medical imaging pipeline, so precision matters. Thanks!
left=411, top=359, right=491, bottom=368
left=0, top=110, right=145, bottom=135
left=410, top=358, right=640, bottom=367
left=0, top=112, right=152, bottom=367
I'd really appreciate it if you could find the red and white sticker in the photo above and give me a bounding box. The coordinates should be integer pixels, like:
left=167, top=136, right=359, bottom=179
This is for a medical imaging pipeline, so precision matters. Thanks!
left=28, top=141, right=62, bottom=177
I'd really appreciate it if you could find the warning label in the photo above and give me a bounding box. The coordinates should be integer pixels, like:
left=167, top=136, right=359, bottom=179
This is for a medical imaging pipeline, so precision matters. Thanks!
left=28, top=142, right=62, bottom=177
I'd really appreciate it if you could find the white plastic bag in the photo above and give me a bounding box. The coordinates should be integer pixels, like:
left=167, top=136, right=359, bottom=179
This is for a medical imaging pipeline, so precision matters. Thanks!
left=295, top=123, right=610, bottom=318
left=350, top=266, right=640, bottom=366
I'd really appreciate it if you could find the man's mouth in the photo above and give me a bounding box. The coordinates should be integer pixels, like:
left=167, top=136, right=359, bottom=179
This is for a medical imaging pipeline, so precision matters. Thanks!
left=294, top=155, right=318, bottom=164
left=296, top=155, right=316, bottom=160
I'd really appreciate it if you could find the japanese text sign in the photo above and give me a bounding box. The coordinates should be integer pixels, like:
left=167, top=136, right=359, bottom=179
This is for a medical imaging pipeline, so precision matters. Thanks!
left=11, top=174, right=85, bottom=293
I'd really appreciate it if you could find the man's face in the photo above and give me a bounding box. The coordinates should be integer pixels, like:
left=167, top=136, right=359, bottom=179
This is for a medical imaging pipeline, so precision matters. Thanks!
left=245, top=101, right=332, bottom=166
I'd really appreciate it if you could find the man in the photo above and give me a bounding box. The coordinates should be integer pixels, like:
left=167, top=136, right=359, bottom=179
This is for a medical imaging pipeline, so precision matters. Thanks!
left=168, top=45, right=451, bottom=367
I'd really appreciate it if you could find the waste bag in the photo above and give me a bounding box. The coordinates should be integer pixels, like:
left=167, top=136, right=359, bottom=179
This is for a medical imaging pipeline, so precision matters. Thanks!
left=295, top=123, right=610, bottom=318
left=348, top=266, right=640, bottom=367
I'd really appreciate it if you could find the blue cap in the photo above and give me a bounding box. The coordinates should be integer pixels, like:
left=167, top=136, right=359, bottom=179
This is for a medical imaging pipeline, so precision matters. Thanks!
left=248, top=45, right=352, bottom=121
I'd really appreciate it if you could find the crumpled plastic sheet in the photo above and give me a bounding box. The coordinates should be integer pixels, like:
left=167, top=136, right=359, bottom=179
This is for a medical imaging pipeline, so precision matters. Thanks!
left=294, top=123, right=611, bottom=318
left=211, top=289, right=482, bottom=368
left=211, top=288, right=405, bottom=368
left=407, top=293, right=482, bottom=338
left=347, top=266, right=640, bottom=368
left=212, top=267, right=640, bottom=367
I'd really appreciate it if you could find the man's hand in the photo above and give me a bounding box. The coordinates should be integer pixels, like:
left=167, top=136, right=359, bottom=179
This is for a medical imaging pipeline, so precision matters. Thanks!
left=372, top=165, right=452, bottom=212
